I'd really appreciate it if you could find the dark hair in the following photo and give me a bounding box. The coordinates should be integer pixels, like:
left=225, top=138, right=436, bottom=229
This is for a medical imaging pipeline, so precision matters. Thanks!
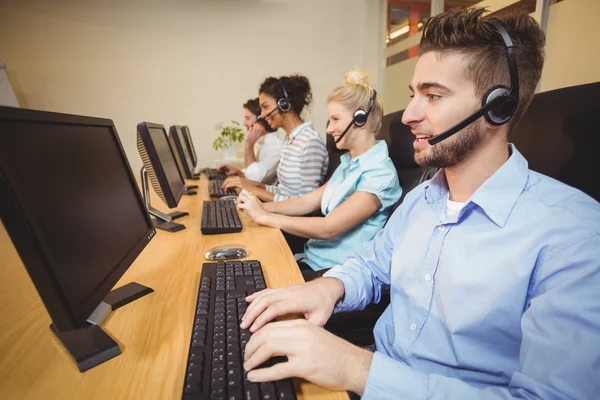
left=259, top=75, right=312, bottom=115
left=419, top=7, right=545, bottom=129
left=243, top=98, right=261, bottom=117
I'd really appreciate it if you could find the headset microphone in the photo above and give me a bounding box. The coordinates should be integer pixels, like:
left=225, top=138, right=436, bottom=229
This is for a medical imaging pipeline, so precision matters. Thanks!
left=427, top=19, right=519, bottom=146
left=335, top=89, right=378, bottom=144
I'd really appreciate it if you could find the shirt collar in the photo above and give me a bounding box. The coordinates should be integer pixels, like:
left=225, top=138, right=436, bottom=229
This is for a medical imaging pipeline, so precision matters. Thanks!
left=424, top=144, right=529, bottom=227
left=340, top=140, right=389, bottom=170
left=288, top=121, right=313, bottom=142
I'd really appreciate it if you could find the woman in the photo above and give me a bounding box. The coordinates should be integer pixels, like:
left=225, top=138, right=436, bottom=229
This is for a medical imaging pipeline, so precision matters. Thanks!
left=237, top=69, right=402, bottom=279
left=222, top=75, right=328, bottom=202
left=218, top=98, right=284, bottom=185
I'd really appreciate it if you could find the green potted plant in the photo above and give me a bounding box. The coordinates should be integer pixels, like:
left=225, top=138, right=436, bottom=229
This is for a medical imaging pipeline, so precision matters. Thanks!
left=212, top=121, right=245, bottom=159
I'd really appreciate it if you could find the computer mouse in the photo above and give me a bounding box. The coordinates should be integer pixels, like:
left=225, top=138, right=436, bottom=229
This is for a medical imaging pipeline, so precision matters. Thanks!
left=205, top=244, right=248, bottom=261
left=219, top=195, right=237, bottom=202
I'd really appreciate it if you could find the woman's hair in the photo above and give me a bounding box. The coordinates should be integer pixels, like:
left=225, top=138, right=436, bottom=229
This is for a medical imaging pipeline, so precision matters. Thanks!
left=243, top=98, right=261, bottom=117
left=259, top=74, right=312, bottom=116
left=327, top=68, right=383, bottom=135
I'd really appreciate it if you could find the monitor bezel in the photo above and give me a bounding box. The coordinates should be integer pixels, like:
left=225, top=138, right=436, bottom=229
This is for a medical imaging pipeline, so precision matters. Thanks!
left=181, top=125, right=198, bottom=167
left=137, top=122, right=186, bottom=208
left=0, top=106, right=156, bottom=332
left=169, top=125, right=194, bottom=179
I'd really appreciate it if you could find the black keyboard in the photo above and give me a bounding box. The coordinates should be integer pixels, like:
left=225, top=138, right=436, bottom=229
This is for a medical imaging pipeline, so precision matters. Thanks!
left=182, top=261, right=297, bottom=400
left=209, top=179, right=237, bottom=198
left=205, top=168, right=227, bottom=180
left=201, top=200, right=242, bottom=234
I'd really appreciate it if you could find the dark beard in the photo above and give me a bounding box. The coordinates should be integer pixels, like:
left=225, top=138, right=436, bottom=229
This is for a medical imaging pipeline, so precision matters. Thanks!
left=415, top=120, right=484, bottom=168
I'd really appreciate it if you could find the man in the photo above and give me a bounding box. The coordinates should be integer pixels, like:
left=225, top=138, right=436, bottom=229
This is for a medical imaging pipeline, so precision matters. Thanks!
left=239, top=7, right=600, bottom=399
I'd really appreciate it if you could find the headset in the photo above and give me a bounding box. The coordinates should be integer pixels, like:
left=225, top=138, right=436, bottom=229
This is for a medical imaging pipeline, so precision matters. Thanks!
left=263, top=78, right=292, bottom=120
left=428, top=19, right=519, bottom=145
left=335, top=88, right=378, bottom=144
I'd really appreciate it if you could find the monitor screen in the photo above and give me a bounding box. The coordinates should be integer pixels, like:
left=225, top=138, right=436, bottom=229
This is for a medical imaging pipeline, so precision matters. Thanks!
left=148, top=126, right=185, bottom=199
left=0, top=109, right=154, bottom=326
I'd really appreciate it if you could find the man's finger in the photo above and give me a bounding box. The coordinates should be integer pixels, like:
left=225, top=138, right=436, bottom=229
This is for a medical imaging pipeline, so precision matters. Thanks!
left=247, top=360, right=295, bottom=383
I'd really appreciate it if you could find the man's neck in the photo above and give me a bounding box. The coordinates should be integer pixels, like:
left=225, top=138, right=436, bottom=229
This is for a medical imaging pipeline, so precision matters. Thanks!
left=445, top=139, right=510, bottom=202
left=282, top=115, right=304, bottom=136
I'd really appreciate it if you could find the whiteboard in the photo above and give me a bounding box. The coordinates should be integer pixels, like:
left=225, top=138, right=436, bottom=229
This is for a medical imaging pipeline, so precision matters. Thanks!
left=0, top=62, right=20, bottom=107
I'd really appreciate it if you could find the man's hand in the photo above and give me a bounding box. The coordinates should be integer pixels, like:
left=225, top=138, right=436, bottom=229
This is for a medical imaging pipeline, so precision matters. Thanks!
left=243, top=319, right=373, bottom=396
left=240, top=278, right=345, bottom=332
left=246, top=123, right=267, bottom=149
left=218, top=164, right=241, bottom=177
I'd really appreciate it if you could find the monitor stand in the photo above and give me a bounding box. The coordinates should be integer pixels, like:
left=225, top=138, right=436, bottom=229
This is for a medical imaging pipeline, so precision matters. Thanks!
left=140, top=167, right=187, bottom=232
left=50, top=282, right=154, bottom=372
left=183, top=185, right=197, bottom=196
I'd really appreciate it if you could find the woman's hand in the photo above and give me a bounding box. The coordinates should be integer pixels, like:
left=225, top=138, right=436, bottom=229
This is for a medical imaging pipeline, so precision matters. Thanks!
left=222, top=176, right=258, bottom=192
left=237, top=189, right=268, bottom=223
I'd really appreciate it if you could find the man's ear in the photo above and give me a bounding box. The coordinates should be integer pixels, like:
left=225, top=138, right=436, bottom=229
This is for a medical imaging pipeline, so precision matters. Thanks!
left=485, top=120, right=510, bottom=137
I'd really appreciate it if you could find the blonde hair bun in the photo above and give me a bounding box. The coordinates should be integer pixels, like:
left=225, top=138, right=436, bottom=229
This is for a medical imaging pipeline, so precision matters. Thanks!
left=345, top=68, right=370, bottom=86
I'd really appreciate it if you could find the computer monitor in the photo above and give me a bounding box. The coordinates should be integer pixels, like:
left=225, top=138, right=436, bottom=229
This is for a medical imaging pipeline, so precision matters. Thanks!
left=0, top=106, right=156, bottom=372
left=181, top=125, right=198, bottom=168
left=169, top=125, right=195, bottom=179
left=137, top=122, right=189, bottom=232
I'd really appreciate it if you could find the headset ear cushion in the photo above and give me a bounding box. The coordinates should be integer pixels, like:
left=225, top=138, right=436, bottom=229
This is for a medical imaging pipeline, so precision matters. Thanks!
left=483, top=85, right=515, bottom=125
left=278, top=98, right=291, bottom=113
left=353, top=109, right=368, bottom=127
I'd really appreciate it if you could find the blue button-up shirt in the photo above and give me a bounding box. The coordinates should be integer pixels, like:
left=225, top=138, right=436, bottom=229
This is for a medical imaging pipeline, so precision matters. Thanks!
left=304, top=141, right=401, bottom=271
left=324, top=145, right=600, bottom=399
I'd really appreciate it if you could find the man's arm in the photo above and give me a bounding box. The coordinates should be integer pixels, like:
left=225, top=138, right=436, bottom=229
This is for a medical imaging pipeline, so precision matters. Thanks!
left=322, top=203, right=402, bottom=312
left=358, top=235, right=600, bottom=399
left=244, top=235, right=600, bottom=399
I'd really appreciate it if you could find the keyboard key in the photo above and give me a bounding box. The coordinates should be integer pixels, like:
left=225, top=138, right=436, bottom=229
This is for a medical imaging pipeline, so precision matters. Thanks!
left=276, top=380, right=296, bottom=399
left=260, top=382, right=277, bottom=400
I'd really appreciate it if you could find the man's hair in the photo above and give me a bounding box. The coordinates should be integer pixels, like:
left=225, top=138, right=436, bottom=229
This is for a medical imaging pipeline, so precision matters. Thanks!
left=243, top=98, right=261, bottom=117
left=419, top=7, right=545, bottom=129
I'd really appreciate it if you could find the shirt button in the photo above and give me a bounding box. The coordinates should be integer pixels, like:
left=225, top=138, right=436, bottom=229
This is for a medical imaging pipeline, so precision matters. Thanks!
left=424, top=274, right=432, bottom=282
left=410, top=323, right=417, bottom=331
left=438, top=225, right=446, bottom=231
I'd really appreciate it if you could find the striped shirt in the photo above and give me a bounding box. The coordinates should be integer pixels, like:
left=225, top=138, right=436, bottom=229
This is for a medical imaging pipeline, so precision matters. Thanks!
left=265, top=122, right=328, bottom=202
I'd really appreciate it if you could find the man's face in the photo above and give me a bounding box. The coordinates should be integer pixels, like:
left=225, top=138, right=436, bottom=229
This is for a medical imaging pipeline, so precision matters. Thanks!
left=243, top=108, right=257, bottom=130
left=402, top=52, right=485, bottom=168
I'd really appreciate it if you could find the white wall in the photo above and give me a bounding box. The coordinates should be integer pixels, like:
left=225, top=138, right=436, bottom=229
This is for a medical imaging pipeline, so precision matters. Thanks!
left=0, top=0, right=383, bottom=171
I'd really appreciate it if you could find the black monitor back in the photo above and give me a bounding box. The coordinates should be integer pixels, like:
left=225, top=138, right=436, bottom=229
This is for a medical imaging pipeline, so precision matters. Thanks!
left=0, top=106, right=155, bottom=331
left=169, top=125, right=195, bottom=179
left=137, top=122, right=185, bottom=208
left=181, top=125, right=198, bottom=167
left=509, top=82, right=600, bottom=202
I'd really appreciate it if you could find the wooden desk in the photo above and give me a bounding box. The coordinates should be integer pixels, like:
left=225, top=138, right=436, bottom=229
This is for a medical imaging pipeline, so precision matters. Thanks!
left=0, top=175, right=348, bottom=400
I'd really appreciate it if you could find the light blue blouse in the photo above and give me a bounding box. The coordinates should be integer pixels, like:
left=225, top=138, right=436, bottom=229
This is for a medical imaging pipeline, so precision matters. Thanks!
left=303, top=140, right=401, bottom=271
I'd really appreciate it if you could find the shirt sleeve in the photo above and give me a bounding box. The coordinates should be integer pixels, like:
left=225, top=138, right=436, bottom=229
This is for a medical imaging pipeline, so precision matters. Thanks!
left=360, top=235, right=600, bottom=400
left=244, top=137, right=284, bottom=183
left=356, top=167, right=402, bottom=211
left=265, top=184, right=280, bottom=195
left=322, top=204, right=403, bottom=312
left=273, top=136, right=328, bottom=202
left=244, top=162, right=266, bottom=183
